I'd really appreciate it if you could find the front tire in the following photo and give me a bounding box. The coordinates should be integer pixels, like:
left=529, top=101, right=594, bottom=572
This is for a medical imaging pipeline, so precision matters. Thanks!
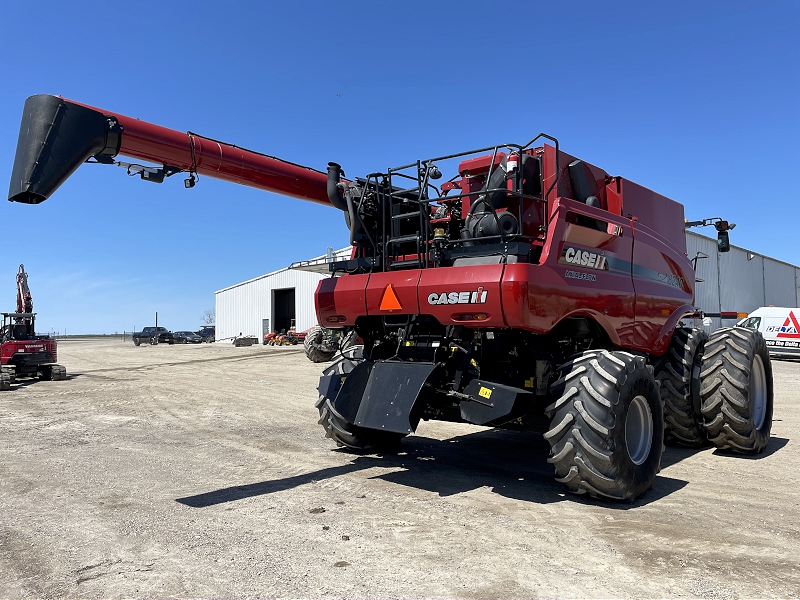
left=700, top=327, right=773, bottom=453
left=304, top=326, right=337, bottom=363
left=546, top=350, right=663, bottom=501
left=656, top=327, right=708, bottom=447
left=315, top=346, right=403, bottom=451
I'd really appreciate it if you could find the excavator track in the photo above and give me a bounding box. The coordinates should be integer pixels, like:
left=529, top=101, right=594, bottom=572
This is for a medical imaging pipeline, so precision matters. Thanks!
left=39, top=364, right=67, bottom=381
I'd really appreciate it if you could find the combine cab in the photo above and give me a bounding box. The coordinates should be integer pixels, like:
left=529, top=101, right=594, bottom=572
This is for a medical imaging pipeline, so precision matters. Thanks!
left=7, top=95, right=773, bottom=500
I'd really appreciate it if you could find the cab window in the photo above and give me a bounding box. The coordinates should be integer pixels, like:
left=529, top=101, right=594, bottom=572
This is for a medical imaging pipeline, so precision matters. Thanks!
left=738, top=317, right=761, bottom=330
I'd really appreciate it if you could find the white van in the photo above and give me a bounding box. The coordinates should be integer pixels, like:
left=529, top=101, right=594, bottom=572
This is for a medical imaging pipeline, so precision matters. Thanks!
left=737, top=307, right=800, bottom=358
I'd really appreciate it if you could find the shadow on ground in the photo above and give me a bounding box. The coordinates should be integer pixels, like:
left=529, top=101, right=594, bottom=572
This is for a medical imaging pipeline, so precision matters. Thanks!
left=660, top=433, right=789, bottom=467
left=7, top=372, right=81, bottom=390
left=177, top=428, right=700, bottom=510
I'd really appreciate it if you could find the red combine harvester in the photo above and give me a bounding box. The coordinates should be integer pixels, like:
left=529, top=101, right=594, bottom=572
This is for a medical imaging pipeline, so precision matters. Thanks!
left=8, top=95, right=772, bottom=500
left=0, top=264, right=66, bottom=389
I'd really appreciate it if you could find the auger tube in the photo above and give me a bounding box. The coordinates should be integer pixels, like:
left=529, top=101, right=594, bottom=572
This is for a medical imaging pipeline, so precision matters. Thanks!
left=8, top=94, right=334, bottom=207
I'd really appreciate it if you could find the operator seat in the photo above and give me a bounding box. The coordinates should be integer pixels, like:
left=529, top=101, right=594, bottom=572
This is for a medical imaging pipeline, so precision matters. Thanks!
left=12, top=324, right=30, bottom=340
left=568, top=160, right=606, bottom=231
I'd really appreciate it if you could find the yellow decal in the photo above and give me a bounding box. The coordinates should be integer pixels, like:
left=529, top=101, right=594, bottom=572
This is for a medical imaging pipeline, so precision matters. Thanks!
left=340, top=376, right=347, bottom=384
left=524, top=377, right=535, bottom=388
left=479, top=386, right=492, bottom=399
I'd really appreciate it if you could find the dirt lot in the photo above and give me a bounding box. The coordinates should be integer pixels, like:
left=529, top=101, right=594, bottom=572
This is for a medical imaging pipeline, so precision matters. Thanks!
left=0, top=339, right=798, bottom=598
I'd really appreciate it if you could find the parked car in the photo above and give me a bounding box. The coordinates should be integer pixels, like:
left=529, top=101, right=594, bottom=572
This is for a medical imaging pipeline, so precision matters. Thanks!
left=196, top=326, right=215, bottom=343
left=132, top=326, right=174, bottom=346
left=737, top=307, right=800, bottom=358
left=173, top=330, right=203, bottom=344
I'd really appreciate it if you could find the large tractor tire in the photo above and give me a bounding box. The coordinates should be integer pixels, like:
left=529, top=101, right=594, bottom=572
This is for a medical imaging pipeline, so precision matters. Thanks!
left=546, top=350, right=663, bottom=501
left=315, top=346, right=403, bottom=451
left=304, top=326, right=337, bottom=363
left=700, top=327, right=773, bottom=453
left=339, top=329, right=358, bottom=352
left=656, top=327, right=708, bottom=447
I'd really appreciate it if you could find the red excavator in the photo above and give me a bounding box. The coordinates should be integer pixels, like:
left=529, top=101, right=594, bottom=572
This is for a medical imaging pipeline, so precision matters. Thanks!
left=8, top=95, right=771, bottom=500
left=0, top=264, right=66, bottom=389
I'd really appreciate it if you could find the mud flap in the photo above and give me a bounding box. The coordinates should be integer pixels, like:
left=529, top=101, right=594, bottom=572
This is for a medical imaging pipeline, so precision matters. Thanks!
left=460, top=379, right=532, bottom=426
left=331, top=361, right=439, bottom=435
left=317, top=372, right=348, bottom=403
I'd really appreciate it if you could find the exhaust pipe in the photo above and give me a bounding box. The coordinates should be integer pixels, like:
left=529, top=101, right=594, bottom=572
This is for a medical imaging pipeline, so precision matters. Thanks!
left=8, top=95, right=121, bottom=204
left=326, top=162, right=347, bottom=211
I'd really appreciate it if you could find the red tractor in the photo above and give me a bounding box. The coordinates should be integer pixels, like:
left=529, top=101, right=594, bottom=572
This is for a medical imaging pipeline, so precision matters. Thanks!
left=0, top=264, right=66, bottom=389
left=8, top=95, right=772, bottom=500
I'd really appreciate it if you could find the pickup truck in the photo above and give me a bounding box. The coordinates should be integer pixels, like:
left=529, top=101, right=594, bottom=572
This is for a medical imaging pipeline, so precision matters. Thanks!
left=196, top=326, right=215, bottom=343
left=132, top=327, right=174, bottom=346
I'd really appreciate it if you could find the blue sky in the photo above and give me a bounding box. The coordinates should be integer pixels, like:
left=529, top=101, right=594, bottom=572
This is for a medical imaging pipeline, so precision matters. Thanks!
left=1, top=1, right=797, bottom=334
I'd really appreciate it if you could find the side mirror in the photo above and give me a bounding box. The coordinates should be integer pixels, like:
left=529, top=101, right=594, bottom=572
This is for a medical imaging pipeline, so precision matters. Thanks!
left=717, top=230, right=730, bottom=252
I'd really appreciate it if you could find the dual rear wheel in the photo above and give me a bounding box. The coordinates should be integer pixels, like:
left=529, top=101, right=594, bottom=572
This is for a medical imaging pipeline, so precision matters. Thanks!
left=656, top=326, right=773, bottom=453
left=545, top=327, right=774, bottom=501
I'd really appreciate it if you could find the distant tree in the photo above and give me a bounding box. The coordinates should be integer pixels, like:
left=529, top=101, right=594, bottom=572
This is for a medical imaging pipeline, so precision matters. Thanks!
left=201, top=309, right=215, bottom=325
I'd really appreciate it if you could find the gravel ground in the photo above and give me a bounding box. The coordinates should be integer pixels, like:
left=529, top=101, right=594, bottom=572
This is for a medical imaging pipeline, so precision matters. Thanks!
left=0, top=339, right=798, bottom=599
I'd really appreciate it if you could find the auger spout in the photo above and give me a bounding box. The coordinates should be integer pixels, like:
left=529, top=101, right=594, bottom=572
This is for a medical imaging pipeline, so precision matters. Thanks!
left=8, top=94, right=333, bottom=207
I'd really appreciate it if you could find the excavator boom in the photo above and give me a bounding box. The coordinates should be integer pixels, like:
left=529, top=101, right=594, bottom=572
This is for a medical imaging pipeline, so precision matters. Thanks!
left=8, top=94, right=331, bottom=206
left=16, top=265, right=32, bottom=316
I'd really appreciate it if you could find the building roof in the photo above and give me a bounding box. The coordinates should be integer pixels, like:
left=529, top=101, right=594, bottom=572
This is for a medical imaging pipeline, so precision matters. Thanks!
left=214, top=247, right=351, bottom=294
left=686, top=231, right=798, bottom=269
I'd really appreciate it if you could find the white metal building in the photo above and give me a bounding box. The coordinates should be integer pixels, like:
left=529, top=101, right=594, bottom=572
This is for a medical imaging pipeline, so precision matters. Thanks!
left=215, top=247, right=351, bottom=341
left=687, top=231, right=800, bottom=333
left=215, top=234, right=799, bottom=341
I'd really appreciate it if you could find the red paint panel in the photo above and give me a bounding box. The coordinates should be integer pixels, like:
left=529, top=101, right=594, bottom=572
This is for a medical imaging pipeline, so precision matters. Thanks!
left=503, top=198, right=636, bottom=346
left=65, top=98, right=331, bottom=206
left=502, top=264, right=636, bottom=346
left=418, top=265, right=506, bottom=327
left=621, top=179, right=687, bottom=254
left=631, top=220, right=695, bottom=354
left=458, top=152, right=506, bottom=177
left=366, top=272, right=421, bottom=315
left=0, top=340, right=56, bottom=364
left=315, top=274, right=369, bottom=328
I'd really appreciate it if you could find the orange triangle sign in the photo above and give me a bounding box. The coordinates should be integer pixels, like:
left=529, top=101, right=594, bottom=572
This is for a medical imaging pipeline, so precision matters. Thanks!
left=379, top=284, right=402, bottom=311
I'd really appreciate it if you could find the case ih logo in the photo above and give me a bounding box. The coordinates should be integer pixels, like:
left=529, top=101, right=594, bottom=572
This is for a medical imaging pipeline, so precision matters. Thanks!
left=766, top=311, right=800, bottom=339
left=559, top=246, right=608, bottom=270
left=427, top=287, right=488, bottom=306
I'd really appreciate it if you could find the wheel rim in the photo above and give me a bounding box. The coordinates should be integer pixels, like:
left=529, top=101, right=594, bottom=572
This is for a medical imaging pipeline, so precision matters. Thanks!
left=750, top=354, right=767, bottom=429
left=625, top=395, right=654, bottom=465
